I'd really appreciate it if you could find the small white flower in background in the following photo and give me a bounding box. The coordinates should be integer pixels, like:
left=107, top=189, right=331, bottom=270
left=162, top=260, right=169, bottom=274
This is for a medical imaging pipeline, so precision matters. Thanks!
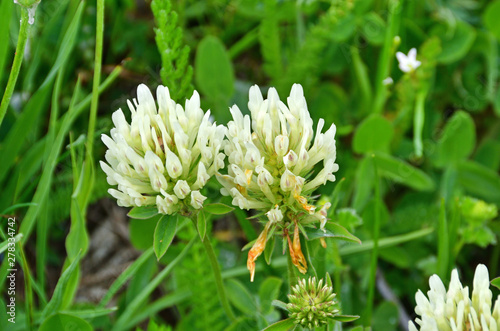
left=396, top=48, right=421, bottom=73
left=219, top=84, right=339, bottom=280
left=382, top=77, right=394, bottom=86
left=100, top=84, right=226, bottom=215
left=409, top=264, right=500, bottom=331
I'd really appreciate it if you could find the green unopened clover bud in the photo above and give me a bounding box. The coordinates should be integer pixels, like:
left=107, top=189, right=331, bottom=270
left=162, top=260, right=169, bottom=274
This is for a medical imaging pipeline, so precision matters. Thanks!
left=287, top=276, right=340, bottom=329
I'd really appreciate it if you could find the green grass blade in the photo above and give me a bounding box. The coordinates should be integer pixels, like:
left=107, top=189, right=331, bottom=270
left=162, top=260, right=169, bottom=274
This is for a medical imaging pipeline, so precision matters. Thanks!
left=112, top=238, right=196, bottom=330
left=437, top=199, right=449, bottom=279
left=0, top=0, right=13, bottom=86
left=18, top=66, right=122, bottom=241
left=122, top=291, right=191, bottom=329
left=41, top=252, right=82, bottom=320
left=98, top=247, right=155, bottom=308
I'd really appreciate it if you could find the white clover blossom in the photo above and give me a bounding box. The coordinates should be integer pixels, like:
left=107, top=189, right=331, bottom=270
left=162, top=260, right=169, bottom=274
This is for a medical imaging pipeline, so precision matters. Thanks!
left=396, top=48, right=421, bottom=73
left=218, top=84, right=338, bottom=280
left=409, top=264, right=500, bottom=331
left=100, top=84, right=226, bottom=215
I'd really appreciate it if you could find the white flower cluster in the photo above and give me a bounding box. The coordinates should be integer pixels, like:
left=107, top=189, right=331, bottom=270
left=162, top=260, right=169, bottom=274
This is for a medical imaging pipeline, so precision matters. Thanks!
left=100, top=84, right=226, bottom=215
left=217, top=84, right=338, bottom=228
left=409, top=264, right=500, bottom=331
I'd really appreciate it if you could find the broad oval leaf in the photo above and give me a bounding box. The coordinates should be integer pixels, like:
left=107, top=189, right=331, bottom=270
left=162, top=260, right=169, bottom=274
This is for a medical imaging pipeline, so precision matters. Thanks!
left=195, top=36, right=234, bottom=103
left=226, top=279, right=257, bottom=316
left=204, top=202, right=234, bottom=215
left=373, top=152, right=435, bottom=191
left=39, top=313, right=92, bottom=331
left=483, top=0, right=500, bottom=41
left=259, top=277, right=283, bottom=314
left=435, top=110, right=476, bottom=167
left=154, top=215, right=178, bottom=260
left=433, top=21, right=476, bottom=64
left=353, top=114, right=393, bottom=154
left=127, top=206, right=159, bottom=219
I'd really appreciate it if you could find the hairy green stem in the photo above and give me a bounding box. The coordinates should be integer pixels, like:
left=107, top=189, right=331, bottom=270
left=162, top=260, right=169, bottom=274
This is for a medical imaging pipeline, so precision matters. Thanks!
left=0, top=8, right=31, bottom=127
left=200, top=231, right=236, bottom=321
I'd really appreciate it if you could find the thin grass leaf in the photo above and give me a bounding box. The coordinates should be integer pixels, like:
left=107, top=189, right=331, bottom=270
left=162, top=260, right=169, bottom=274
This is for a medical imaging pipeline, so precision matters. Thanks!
left=99, top=247, right=154, bottom=308
left=0, top=0, right=13, bottom=85
left=112, top=238, right=196, bottom=330
left=41, top=251, right=82, bottom=320
left=122, top=291, right=191, bottom=329
left=437, top=199, right=449, bottom=279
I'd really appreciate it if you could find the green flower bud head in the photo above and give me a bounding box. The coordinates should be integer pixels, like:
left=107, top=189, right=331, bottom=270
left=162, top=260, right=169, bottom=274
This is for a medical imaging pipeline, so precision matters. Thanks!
left=287, top=277, right=340, bottom=329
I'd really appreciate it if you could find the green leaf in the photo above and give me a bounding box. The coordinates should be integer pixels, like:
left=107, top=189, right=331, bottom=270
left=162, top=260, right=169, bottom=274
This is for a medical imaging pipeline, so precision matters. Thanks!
left=457, top=161, right=500, bottom=203
left=331, top=315, right=360, bottom=322
left=204, top=202, right=234, bottom=215
left=483, top=0, right=500, bottom=41
left=197, top=211, right=207, bottom=240
left=372, top=152, right=435, bottom=191
left=154, top=215, right=178, bottom=260
left=336, top=208, right=363, bottom=232
left=437, top=200, right=449, bottom=279
left=130, top=215, right=160, bottom=250
left=353, top=114, right=393, bottom=154
left=261, top=318, right=295, bottom=331
left=42, top=252, right=82, bottom=319
left=361, top=12, right=385, bottom=45
left=128, top=206, right=159, bottom=219
left=195, top=36, right=234, bottom=104
left=435, top=111, right=476, bottom=166
left=39, top=313, right=92, bottom=331
left=224, top=316, right=255, bottom=331
left=271, top=300, right=288, bottom=312
left=372, top=301, right=398, bottom=330
left=433, top=21, right=476, bottom=64
left=259, top=277, right=282, bottom=314
left=264, top=235, right=275, bottom=265
left=306, top=223, right=361, bottom=244
left=226, top=279, right=257, bottom=316
left=0, top=0, right=13, bottom=85
left=99, top=247, right=154, bottom=308
left=339, top=228, right=434, bottom=256
left=491, top=277, right=500, bottom=290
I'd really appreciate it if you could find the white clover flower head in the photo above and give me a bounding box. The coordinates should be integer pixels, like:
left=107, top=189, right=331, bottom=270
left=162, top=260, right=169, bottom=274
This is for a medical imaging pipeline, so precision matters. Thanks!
left=100, top=84, right=226, bottom=215
left=219, top=84, right=339, bottom=279
left=409, top=264, right=500, bottom=331
left=220, top=84, right=338, bottom=216
left=396, top=48, right=421, bottom=73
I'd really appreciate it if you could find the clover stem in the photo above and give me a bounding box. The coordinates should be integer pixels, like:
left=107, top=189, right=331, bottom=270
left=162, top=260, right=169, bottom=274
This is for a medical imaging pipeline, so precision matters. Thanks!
left=191, top=216, right=236, bottom=321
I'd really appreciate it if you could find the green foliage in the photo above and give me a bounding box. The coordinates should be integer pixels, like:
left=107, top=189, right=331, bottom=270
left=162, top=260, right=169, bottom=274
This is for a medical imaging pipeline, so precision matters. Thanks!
left=154, top=215, right=178, bottom=260
left=151, top=0, right=193, bottom=101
